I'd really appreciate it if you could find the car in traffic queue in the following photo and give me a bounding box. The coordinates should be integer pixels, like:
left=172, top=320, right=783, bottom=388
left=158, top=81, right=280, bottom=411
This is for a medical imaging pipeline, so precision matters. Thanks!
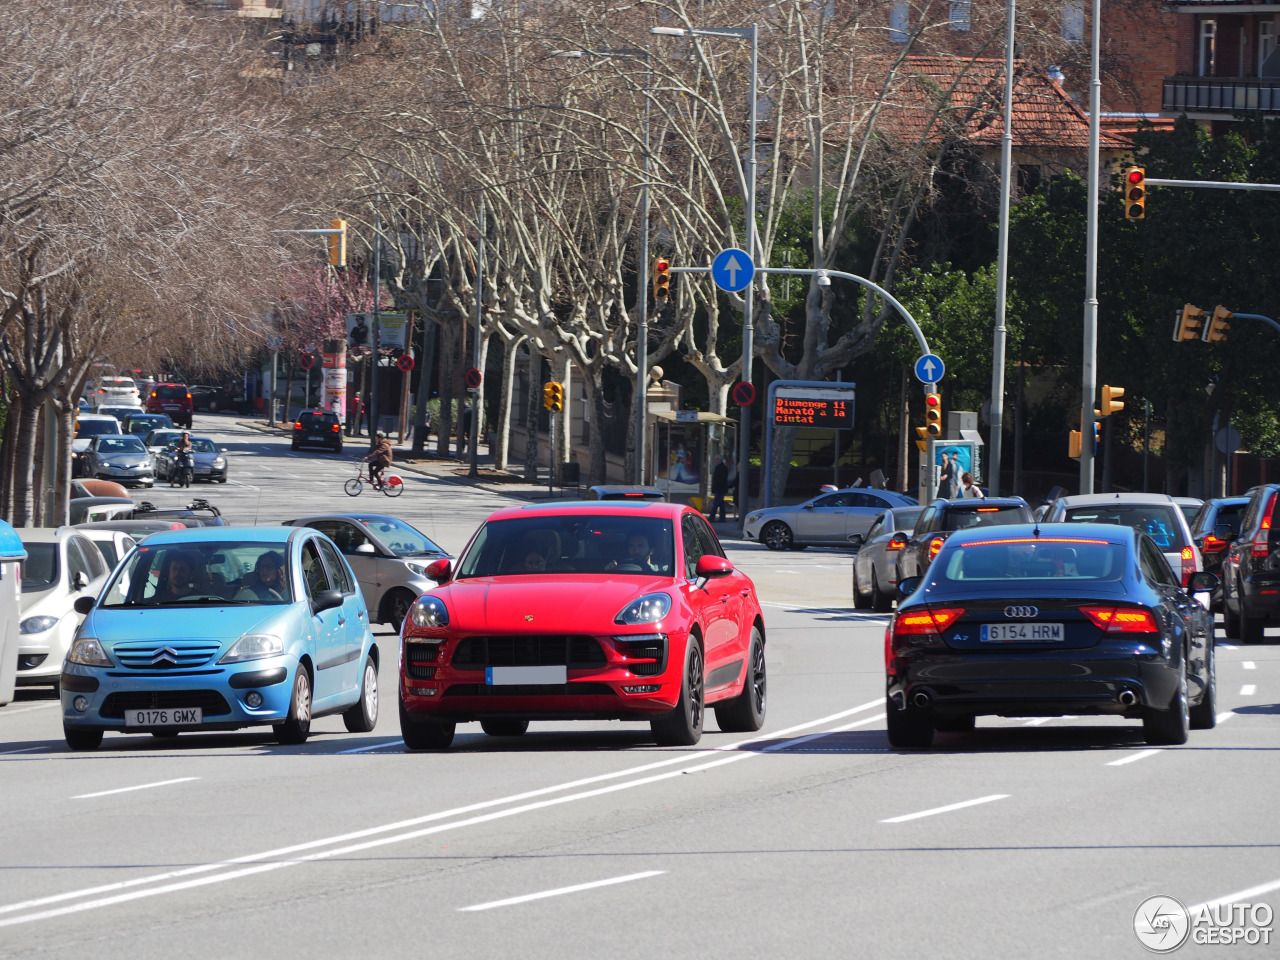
left=155, top=435, right=228, bottom=483
left=884, top=523, right=1219, bottom=749
left=143, top=428, right=186, bottom=458
left=292, top=410, right=344, bottom=453
left=190, top=384, right=234, bottom=413
left=79, top=434, right=155, bottom=488
left=1043, top=493, right=1202, bottom=587
left=1189, top=495, right=1250, bottom=612
left=60, top=526, right=380, bottom=750
left=284, top=513, right=449, bottom=631
left=121, top=412, right=175, bottom=439
left=744, top=487, right=918, bottom=551
left=94, top=404, right=145, bottom=424
left=144, top=382, right=194, bottom=428
left=1174, top=497, right=1205, bottom=526
left=894, top=497, right=1033, bottom=583
left=15, top=528, right=112, bottom=689
left=397, top=501, right=767, bottom=750
left=92, top=376, right=141, bottom=407
left=61, top=526, right=136, bottom=570
left=72, top=414, right=124, bottom=478
left=850, top=506, right=925, bottom=612
left=131, top=498, right=228, bottom=527
left=584, top=485, right=667, bottom=501
left=1221, top=484, right=1280, bottom=643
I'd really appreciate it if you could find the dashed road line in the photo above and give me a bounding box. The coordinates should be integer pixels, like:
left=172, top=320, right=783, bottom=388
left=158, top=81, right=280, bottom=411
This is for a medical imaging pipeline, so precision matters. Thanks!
left=881, top=794, right=1008, bottom=824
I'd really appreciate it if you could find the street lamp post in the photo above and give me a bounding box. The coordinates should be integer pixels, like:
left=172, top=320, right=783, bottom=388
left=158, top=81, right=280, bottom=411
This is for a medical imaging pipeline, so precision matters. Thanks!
left=652, top=23, right=757, bottom=523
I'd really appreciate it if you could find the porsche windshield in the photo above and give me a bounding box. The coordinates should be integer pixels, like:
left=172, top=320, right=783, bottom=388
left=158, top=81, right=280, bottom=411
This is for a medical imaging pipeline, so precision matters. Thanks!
left=457, top=516, right=676, bottom=577
left=100, top=542, right=294, bottom=607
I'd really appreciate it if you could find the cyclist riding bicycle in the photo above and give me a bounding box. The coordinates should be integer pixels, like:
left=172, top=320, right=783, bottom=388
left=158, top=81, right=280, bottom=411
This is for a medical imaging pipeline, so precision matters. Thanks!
left=363, top=431, right=393, bottom=487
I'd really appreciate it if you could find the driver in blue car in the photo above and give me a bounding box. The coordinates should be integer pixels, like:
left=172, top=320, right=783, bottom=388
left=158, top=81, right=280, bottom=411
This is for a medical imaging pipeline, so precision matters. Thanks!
left=158, top=552, right=204, bottom=602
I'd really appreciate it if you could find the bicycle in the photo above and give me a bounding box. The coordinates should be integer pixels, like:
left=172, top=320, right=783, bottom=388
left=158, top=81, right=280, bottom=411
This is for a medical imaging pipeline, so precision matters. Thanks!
left=344, top=460, right=404, bottom=498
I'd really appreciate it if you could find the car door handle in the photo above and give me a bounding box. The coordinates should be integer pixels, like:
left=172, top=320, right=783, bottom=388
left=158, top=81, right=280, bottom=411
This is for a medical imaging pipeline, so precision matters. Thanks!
left=358, top=610, right=365, bottom=619
left=720, top=595, right=729, bottom=604
left=740, top=589, right=751, bottom=597
left=337, top=617, right=346, bottom=626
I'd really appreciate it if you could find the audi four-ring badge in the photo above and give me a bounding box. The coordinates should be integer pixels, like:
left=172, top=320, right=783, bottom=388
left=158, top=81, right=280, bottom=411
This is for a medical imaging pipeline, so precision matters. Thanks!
left=885, top=523, right=1219, bottom=750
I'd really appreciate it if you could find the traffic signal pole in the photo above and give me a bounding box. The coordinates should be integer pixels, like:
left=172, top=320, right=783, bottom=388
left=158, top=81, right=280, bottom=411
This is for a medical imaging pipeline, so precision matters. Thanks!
left=1079, top=0, right=1101, bottom=495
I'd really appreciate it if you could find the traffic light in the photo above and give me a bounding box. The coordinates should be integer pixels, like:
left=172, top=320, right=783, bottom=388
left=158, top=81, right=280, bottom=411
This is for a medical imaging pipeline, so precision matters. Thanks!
left=1069, top=430, right=1082, bottom=459
left=652, top=258, right=670, bottom=301
left=328, top=219, right=347, bottom=267
left=1204, top=305, right=1232, bottom=343
left=915, top=426, right=928, bottom=452
left=924, top=393, right=942, bottom=437
left=543, top=381, right=564, bottom=413
left=1174, top=303, right=1204, bottom=342
left=1124, top=167, right=1146, bottom=220
left=1100, top=384, right=1125, bottom=417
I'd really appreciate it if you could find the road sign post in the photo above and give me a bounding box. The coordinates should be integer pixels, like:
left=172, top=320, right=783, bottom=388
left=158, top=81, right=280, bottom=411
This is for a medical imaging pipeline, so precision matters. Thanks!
left=914, top=354, right=945, bottom=384
left=711, top=248, right=754, bottom=293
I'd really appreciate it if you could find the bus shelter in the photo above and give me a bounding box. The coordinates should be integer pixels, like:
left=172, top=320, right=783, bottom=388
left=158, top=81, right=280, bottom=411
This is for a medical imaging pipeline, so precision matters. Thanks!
left=650, top=410, right=739, bottom=511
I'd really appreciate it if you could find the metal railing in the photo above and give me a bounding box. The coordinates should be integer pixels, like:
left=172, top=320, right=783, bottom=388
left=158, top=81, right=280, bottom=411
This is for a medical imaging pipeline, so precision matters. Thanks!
left=1163, top=76, right=1280, bottom=113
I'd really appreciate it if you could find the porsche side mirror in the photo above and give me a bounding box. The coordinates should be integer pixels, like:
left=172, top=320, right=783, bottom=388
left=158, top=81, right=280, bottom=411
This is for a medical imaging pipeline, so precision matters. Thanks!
left=425, top=558, right=452, bottom=584
left=695, top=555, right=734, bottom=580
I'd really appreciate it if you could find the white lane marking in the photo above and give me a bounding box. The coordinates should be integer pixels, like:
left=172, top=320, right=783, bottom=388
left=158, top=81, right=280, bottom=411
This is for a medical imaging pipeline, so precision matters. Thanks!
left=1241, top=684, right=1257, bottom=696
left=73, top=778, right=199, bottom=800
left=1191, top=876, right=1280, bottom=913
left=0, top=700, right=884, bottom=924
left=1218, top=644, right=1237, bottom=650
left=1243, top=661, right=1256, bottom=670
left=1215, top=712, right=1236, bottom=724
left=1106, top=749, right=1163, bottom=767
left=0, top=703, right=59, bottom=718
left=1022, top=718, right=1054, bottom=726
left=337, top=739, right=404, bottom=754
left=0, top=746, right=44, bottom=755
left=458, top=871, right=665, bottom=912
left=881, top=794, right=1008, bottom=824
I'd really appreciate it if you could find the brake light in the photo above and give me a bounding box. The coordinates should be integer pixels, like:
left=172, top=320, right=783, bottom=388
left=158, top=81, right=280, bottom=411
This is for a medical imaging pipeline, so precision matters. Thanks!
left=894, top=607, right=965, bottom=635
left=887, top=538, right=904, bottom=552
left=884, top=625, right=895, bottom=675
left=1080, top=605, right=1158, bottom=633
left=150, top=392, right=157, bottom=398
left=1202, top=534, right=1226, bottom=553
left=1253, top=494, right=1275, bottom=558
left=928, top=537, right=944, bottom=559
left=1180, top=546, right=1195, bottom=586
left=186, top=393, right=192, bottom=400
left=976, top=507, right=1000, bottom=512
left=332, top=423, right=341, bottom=433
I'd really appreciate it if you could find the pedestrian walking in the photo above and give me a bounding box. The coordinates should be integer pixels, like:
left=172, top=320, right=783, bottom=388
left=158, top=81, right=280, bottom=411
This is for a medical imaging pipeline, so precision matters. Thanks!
left=960, top=472, right=984, bottom=498
left=709, top=455, right=729, bottom=522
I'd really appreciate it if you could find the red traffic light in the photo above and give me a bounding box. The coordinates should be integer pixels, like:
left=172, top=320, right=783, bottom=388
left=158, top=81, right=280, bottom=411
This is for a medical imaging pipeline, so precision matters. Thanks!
left=925, top=394, right=941, bottom=407
left=1128, top=169, right=1144, bottom=184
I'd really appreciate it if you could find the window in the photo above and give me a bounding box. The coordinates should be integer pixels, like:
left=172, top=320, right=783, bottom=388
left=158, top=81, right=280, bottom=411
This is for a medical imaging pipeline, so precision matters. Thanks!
left=865, top=517, right=885, bottom=542
left=73, top=537, right=108, bottom=580
left=66, top=539, right=94, bottom=584
left=889, top=0, right=909, bottom=42
left=1018, top=164, right=1043, bottom=194
left=311, top=521, right=373, bottom=556
left=1261, top=18, right=1276, bottom=75
left=949, top=0, right=970, bottom=31
left=1063, top=0, right=1084, bottom=43
left=302, top=541, right=332, bottom=600
left=316, top=538, right=355, bottom=595
left=1140, top=537, right=1176, bottom=586
left=1200, top=19, right=1217, bottom=76
left=683, top=515, right=724, bottom=579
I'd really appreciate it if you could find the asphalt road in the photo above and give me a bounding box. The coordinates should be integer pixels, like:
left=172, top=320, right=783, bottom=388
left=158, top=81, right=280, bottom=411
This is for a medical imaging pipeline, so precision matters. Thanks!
left=1, top=417, right=1276, bottom=958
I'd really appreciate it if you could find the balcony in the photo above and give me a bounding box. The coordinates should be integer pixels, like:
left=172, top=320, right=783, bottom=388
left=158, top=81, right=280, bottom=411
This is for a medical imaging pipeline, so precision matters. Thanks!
left=1163, top=76, right=1280, bottom=114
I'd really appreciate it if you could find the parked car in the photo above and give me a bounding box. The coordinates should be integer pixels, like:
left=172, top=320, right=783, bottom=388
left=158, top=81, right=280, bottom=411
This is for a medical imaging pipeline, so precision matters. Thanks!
left=73, top=415, right=123, bottom=478
left=1043, top=493, right=1201, bottom=587
left=80, top=435, right=154, bottom=488
left=69, top=498, right=136, bottom=525
left=121, top=412, right=174, bottom=438
left=744, top=487, right=918, bottom=550
left=291, top=410, right=343, bottom=453
left=59, top=525, right=381, bottom=749
left=145, top=382, right=193, bottom=428
left=61, top=526, right=136, bottom=570
left=584, top=485, right=666, bottom=501
left=72, top=479, right=129, bottom=500
left=1189, top=496, right=1250, bottom=611
left=91, top=377, right=140, bottom=407
left=850, top=506, right=925, bottom=612
left=189, top=384, right=234, bottom=413
left=284, top=513, right=448, bottom=631
left=397, top=501, right=767, bottom=750
left=884, top=523, right=1218, bottom=749
left=94, top=404, right=145, bottom=423
left=143, top=428, right=186, bottom=457
left=15, top=528, right=112, bottom=689
left=1221, top=484, right=1280, bottom=643
left=894, top=498, right=1033, bottom=582
left=156, top=436, right=227, bottom=483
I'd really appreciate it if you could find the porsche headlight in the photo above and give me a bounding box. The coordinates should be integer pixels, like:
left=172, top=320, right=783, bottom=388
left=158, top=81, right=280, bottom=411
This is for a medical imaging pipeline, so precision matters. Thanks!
left=20, top=615, right=59, bottom=635
left=218, top=634, right=284, bottom=664
left=212, top=457, right=225, bottom=467
left=67, top=637, right=113, bottom=667
left=615, top=593, right=672, bottom=625
left=409, top=595, right=449, bottom=628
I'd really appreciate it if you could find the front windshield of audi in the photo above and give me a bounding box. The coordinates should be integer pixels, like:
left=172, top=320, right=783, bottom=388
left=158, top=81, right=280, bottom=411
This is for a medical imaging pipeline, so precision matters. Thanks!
left=100, top=541, right=294, bottom=607
left=456, top=515, right=677, bottom=577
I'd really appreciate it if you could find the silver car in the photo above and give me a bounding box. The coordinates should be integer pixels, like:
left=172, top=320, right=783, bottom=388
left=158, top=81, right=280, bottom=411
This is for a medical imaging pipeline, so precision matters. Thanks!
left=80, top=435, right=154, bottom=487
left=284, top=513, right=449, bottom=630
left=744, top=487, right=918, bottom=550
left=850, top=506, right=925, bottom=612
left=155, top=436, right=228, bottom=483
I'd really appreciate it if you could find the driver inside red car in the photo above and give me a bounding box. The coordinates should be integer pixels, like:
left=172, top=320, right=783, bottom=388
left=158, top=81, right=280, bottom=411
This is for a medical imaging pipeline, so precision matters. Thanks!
left=606, top=532, right=658, bottom=574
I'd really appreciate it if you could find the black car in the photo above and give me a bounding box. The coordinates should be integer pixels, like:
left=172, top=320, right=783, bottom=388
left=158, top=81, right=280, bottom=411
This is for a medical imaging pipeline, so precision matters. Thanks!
left=885, top=523, right=1218, bottom=748
left=292, top=410, right=343, bottom=453
left=130, top=498, right=227, bottom=527
left=893, top=497, right=1032, bottom=582
left=189, top=384, right=234, bottom=413
left=1189, top=495, right=1250, bottom=611
left=1221, top=484, right=1280, bottom=642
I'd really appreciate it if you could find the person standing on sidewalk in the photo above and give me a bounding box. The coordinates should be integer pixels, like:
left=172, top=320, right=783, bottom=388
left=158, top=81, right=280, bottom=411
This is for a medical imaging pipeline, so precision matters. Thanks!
left=709, top=455, right=729, bottom=522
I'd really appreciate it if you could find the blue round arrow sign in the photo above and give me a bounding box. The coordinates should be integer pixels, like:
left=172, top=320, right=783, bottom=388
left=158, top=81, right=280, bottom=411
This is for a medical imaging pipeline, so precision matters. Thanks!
left=711, top=248, right=754, bottom=293
left=914, top=353, right=945, bottom=384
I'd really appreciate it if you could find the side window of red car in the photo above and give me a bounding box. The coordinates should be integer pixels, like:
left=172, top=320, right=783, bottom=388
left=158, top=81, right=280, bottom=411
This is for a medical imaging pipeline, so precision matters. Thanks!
left=682, top=515, right=703, bottom=580
left=693, top=516, right=725, bottom=559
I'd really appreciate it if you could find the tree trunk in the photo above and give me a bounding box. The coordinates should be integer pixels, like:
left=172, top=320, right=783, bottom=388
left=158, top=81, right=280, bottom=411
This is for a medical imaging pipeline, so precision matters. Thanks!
left=768, top=424, right=799, bottom=505
left=411, top=314, right=436, bottom=457
left=436, top=323, right=457, bottom=458
left=474, top=332, right=491, bottom=450
left=52, top=404, right=75, bottom=528
left=524, top=350, right=541, bottom=481
left=551, top=353, right=570, bottom=484
left=583, top=366, right=607, bottom=486
left=12, top=397, right=40, bottom=527
left=1, top=391, right=20, bottom=522
left=495, top=335, right=525, bottom=472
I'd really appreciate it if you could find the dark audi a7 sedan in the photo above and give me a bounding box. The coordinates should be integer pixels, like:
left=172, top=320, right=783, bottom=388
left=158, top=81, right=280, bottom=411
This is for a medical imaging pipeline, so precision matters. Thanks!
left=884, top=523, right=1217, bottom=749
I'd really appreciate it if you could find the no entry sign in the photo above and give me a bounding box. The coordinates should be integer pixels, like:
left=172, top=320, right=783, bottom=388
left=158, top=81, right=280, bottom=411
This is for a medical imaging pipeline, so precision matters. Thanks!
left=396, top=354, right=415, bottom=373
left=732, top=381, right=756, bottom=407
left=465, top=367, right=482, bottom=389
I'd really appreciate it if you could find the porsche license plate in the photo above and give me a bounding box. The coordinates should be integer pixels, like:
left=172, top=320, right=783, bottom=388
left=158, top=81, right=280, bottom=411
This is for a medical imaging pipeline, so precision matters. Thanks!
left=485, top=666, right=567, bottom=685
left=124, top=707, right=202, bottom=727
left=980, top=623, right=1064, bottom=644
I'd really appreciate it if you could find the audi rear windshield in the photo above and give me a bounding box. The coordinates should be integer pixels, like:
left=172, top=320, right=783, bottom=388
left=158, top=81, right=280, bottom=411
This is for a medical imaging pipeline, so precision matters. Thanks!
left=933, top=538, right=1126, bottom=583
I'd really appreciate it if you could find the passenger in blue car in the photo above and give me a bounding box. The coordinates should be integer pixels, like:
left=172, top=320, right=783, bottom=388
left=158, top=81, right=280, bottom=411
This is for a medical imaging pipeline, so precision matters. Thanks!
left=1136, top=509, right=1173, bottom=548
left=236, top=551, right=286, bottom=602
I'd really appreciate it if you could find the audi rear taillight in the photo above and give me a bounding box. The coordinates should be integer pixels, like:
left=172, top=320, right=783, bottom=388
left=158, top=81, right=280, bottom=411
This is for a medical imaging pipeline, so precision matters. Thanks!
left=1253, top=494, right=1275, bottom=558
left=1080, top=605, right=1158, bottom=633
left=1180, top=546, right=1195, bottom=586
left=884, top=625, right=895, bottom=674
left=894, top=607, right=965, bottom=636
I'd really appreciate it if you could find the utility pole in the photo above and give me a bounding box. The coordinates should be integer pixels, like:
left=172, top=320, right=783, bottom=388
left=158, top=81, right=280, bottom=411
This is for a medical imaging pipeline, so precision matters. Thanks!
left=1078, top=0, right=1101, bottom=495
left=988, top=0, right=1016, bottom=496
left=469, top=199, right=484, bottom=477
left=369, top=206, right=381, bottom=445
